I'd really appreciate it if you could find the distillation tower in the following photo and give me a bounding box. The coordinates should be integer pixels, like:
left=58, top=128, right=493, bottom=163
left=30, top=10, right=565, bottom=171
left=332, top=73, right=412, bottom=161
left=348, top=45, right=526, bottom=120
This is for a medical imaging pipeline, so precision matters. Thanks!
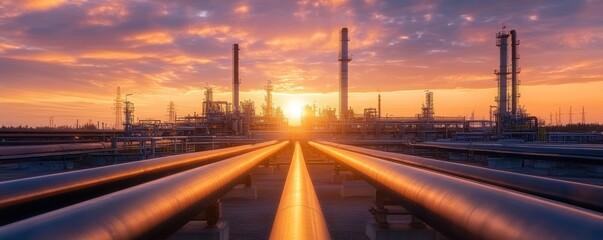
left=495, top=28, right=510, bottom=137
left=510, top=30, right=520, bottom=116
left=494, top=27, right=537, bottom=140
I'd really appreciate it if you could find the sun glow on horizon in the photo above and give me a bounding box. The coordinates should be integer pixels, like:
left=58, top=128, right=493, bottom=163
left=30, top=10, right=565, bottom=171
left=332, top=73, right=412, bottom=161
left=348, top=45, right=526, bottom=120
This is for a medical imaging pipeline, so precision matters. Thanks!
left=284, top=99, right=304, bottom=126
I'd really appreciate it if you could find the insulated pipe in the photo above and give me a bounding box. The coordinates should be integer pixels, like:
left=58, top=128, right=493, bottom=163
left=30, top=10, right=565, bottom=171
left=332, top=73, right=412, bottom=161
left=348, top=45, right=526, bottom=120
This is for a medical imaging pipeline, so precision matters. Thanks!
left=511, top=29, right=518, bottom=116
left=270, top=142, right=330, bottom=240
left=0, top=141, right=289, bottom=239
left=319, top=141, right=603, bottom=213
left=0, top=142, right=110, bottom=156
left=309, top=141, right=603, bottom=240
left=0, top=141, right=278, bottom=225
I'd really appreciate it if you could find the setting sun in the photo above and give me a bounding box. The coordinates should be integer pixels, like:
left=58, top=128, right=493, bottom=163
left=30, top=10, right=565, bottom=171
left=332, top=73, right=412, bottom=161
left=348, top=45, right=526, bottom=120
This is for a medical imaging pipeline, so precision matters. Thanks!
left=284, top=99, right=304, bottom=126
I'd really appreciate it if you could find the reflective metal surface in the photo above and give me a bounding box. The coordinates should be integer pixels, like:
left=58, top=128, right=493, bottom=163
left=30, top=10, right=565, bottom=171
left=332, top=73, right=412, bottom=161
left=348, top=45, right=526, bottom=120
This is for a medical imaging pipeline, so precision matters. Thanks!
left=270, top=142, right=330, bottom=240
left=0, top=142, right=110, bottom=156
left=310, top=141, right=603, bottom=240
left=320, top=141, right=603, bottom=212
left=0, top=140, right=277, bottom=224
left=0, top=141, right=289, bottom=239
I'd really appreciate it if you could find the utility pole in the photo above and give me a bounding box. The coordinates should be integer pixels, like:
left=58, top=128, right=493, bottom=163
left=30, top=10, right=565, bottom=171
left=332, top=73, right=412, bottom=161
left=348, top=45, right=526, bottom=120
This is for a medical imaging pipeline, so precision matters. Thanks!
left=558, top=107, right=563, bottom=126
left=549, top=113, right=553, bottom=126
left=569, top=106, right=573, bottom=125
left=582, top=106, right=586, bottom=124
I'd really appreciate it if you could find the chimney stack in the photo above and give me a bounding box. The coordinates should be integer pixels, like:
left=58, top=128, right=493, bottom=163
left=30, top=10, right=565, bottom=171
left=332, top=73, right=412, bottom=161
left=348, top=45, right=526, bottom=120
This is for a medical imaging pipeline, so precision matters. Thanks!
left=510, top=30, right=519, bottom=116
left=338, top=28, right=351, bottom=119
left=233, top=43, right=240, bottom=114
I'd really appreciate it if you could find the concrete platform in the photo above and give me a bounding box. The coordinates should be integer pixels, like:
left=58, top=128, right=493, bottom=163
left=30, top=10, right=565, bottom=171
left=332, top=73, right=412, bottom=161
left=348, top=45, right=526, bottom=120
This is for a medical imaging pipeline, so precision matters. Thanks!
left=341, top=179, right=375, bottom=198
left=366, top=221, right=436, bottom=240
left=252, top=165, right=274, bottom=175
left=223, top=185, right=257, bottom=199
left=331, top=173, right=345, bottom=184
left=332, top=170, right=355, bottom=184
left=169, top=221, right=229, bottom=240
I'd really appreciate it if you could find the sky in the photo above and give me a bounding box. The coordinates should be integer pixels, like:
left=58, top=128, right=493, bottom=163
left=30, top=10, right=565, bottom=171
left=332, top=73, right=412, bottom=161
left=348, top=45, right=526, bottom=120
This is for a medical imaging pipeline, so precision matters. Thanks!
left=0, top=0, right=602, bottom=127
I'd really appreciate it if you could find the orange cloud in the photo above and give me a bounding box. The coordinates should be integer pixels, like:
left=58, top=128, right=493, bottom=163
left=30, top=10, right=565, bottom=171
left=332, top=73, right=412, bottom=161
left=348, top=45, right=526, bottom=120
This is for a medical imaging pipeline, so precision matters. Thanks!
left=82, top=51, right=146, bottom=60
left=0, top=42, right=20, bottom=52
left=352, top=28, right=383, bottom=49
left=442, top=74, right=493, bottom=84
left=541, top=60, right=601, bottom=74
left=126, top=32, right=174, bottom=45
left=6, top=52, right=76, bottom=64
left=265, top=31, right=333, bottom=51
left=22, top=0, right=67, bottom=11
left=161, top=54, right=212, bottom=65
left=308, top=0, right=348, bottom=8
left=186, top=25, right=252, bottom=44
left=234, top=5, right=249, bottom=14
left=559, top=32, right=600, bottom=48
left=187, top=25, right=231, bottom=37
left=85, top=1, right=128, bottom=26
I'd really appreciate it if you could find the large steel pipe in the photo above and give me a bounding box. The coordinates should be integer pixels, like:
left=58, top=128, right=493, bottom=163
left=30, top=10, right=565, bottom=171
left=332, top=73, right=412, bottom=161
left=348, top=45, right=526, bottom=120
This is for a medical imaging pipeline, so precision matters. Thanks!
left=320, top=141, right=603, bottom=212
left=0, top=140, right=278, bottom=225
left=270, top=142, right=330, bottom=240
left=0, top=142, right=110, bottom=156
left=309, top=141, right=603, bottom=240
left=411, top=142, right=603, bottom=162
left=0, top=141, right=289, bottom=239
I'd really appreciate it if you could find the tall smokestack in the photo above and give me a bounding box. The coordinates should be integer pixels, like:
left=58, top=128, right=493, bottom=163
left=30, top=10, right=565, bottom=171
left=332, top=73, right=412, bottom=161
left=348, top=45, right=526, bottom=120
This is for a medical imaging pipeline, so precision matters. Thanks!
left=378, top=94, right=381, bottom=119
left=339, top=27, right=351, bottom=119
left=510, top=29, right=519, bottom=116
left=233, top=43, right=240, bottom=114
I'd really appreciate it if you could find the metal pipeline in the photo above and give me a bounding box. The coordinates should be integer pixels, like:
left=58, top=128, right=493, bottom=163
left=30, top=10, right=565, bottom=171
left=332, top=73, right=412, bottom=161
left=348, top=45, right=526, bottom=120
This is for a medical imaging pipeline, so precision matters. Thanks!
left=270, top=142, right=330, bottom=240
left=0, top=142, right=110, bottom=156
left=0, top=141, right=289, bottom=239
left=310, top=141, right=603, bottom=240
left=0, top=140, right=278, bottom=225
left=319, top=141, right=603, bottom=213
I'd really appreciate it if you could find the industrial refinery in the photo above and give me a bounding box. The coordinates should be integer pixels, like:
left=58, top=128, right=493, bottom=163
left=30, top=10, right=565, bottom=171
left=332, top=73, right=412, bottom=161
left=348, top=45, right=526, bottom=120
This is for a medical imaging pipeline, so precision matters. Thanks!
left=114, top=26, right=546, bottom=144
left=1, top=1, right=603, bottom=239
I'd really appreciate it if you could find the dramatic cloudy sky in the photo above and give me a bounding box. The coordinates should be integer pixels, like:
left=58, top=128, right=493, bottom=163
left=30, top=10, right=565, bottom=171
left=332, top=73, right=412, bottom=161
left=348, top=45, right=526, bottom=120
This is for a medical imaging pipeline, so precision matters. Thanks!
left=1, top=0, right=602, bottom=127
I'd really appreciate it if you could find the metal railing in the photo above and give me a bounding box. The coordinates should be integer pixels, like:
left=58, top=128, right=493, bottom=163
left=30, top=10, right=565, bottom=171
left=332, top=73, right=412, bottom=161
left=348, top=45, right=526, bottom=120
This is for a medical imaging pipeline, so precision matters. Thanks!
left=310, top=141, right=603, bottom=240
left=0, top=141, right=289, bottom=239
left=270, top=142, right=330, bottom=240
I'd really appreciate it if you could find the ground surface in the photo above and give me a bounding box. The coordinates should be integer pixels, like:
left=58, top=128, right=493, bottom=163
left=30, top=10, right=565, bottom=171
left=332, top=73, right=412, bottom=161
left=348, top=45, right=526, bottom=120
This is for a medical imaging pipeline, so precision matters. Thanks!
left=221, top=147, right=373, bottom=240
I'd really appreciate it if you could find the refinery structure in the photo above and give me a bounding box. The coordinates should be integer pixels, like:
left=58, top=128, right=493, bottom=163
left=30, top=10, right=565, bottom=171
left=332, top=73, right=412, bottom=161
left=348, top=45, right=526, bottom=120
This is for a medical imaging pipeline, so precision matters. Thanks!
left=1, top=25, right=602, bottom=240
left=119, top=26, right=542, bottom=142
